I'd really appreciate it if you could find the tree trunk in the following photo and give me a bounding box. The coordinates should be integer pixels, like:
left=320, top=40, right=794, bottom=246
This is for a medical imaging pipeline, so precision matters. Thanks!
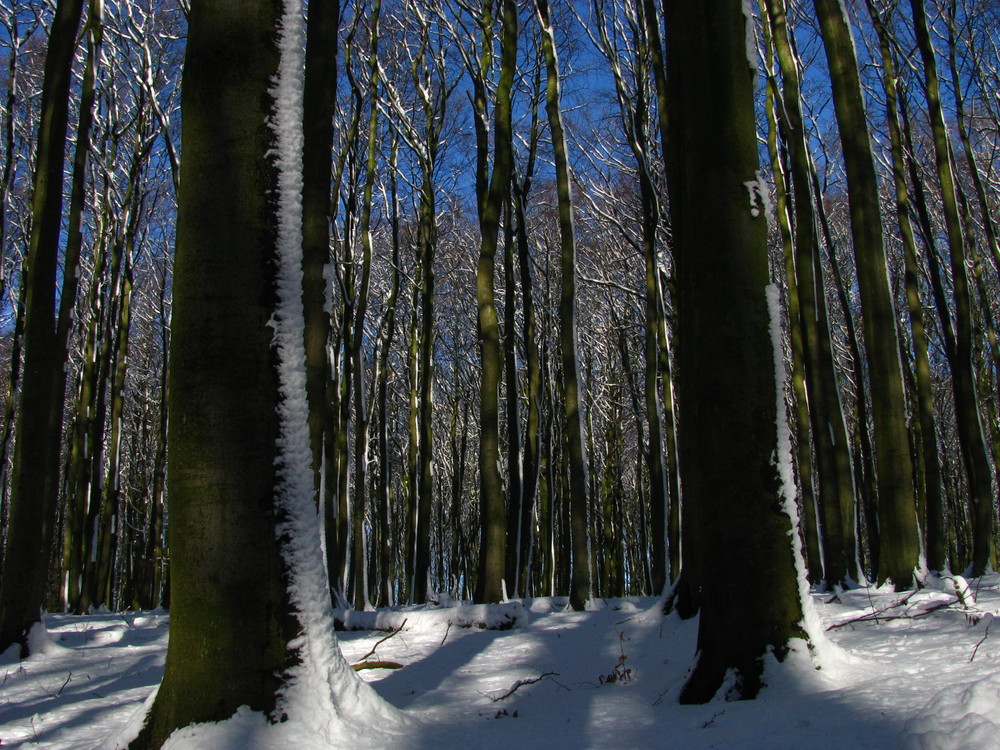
left=764, top=0, right=858, bottom=587
left=0, top=0, right=85, bottom=656
left=865, top=0, right=947, bottom=572
left=910, top=0, right=995, bottom=575
left=813, top=0, right=919, bottom=589
left=302, top=0, right=340, bottom=502
left=535, top=0, right=590, bottom=610
left=666, top=0, right=807, bottom=703
left=129, top=1, right=299, bottom=743
left=474, top=0, right=518, bottom=604
left=759, top=7, right=823, bottom=583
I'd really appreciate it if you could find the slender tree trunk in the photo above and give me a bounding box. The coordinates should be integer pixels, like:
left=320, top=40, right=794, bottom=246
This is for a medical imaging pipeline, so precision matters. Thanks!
left=536, top=0, right=590, bottom=610
left=350, top=0, right=381, bottom=611
left=0, top=0, right=86, bottom=655
left=813, top=0, right=919, bottom=588
left=503, top=196, right=523, bottom=596
left=474, top=0, right=518, bottom=604
left=865, top=0, right=947, bottom=572
left=760, top=14, right=823, bottom=584
left=910, top=0, right=995, bottom=574
left=765, top=0, right=858, bottom=587
left=374, top=133, right=401, bottom=607
left=514, top=179, right=541, bottom=597
left=302, top=0, right=340, bottom=503
left=413, top=171, right=437, bottom=603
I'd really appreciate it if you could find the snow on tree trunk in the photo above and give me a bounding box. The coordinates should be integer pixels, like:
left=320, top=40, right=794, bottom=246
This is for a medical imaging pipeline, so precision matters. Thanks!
left=268, top=0, right=402, bottom=733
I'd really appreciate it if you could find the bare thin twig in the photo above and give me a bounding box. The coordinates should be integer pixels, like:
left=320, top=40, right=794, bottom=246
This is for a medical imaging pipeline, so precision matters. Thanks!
left=357, top=618, right=407, bottom=663
left=484, top=672, right=559, bottom=702
left=969, top=616, right=993, bottom=663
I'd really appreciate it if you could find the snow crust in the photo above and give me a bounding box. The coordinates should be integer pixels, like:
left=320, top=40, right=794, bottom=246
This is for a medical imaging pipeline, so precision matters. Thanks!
left=766, top=284, right=825, bottom=648
left=742, top=0, right=759, bottom=73
left=743, top=170, right=772, bottom=220
left=336, top=602, right=527, bottom=632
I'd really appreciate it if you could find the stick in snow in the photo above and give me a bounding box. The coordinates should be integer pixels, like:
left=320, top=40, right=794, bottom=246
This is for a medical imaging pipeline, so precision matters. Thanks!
left=484, top=672, right=560, bottom=702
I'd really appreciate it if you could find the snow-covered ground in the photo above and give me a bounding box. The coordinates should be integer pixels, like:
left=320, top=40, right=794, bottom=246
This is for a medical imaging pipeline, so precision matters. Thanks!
left=3, top=575, right=1000, bottom=749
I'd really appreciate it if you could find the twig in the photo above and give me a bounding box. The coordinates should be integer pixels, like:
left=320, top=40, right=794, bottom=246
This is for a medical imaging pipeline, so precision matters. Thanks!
left=56, top=672, right=73, bottom=696
left=969, top=616, right=993, bottom=663
left=484, top=672, right=559, bottom=702
left=440, top=621, right=452, bottom=647
left=701, top=710, right=725, bottom=728
left=357, top=618, right=407, bottom=663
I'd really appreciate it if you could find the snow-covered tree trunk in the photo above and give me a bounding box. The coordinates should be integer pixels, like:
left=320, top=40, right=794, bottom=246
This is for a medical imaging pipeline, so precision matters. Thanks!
left=128, top=2, right=397, bottom=747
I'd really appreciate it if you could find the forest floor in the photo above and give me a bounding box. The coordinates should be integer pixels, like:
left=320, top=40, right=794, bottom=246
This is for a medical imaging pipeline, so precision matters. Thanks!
left=3, top=574, right=1000, bottom=749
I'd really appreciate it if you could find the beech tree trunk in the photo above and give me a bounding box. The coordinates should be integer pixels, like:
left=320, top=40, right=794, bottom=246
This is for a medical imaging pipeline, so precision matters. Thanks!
left=130, top=1, right=299, bottom=744
left=0, top=0, right=86, bottom=656
left=666, top=0, right=807, bottom=703
left=813, top=0, right=919, bottom=588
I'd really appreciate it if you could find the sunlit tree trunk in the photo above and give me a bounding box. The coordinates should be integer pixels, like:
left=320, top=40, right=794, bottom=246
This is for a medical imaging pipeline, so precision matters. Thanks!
left=910, top=0, right=995, bottom=575
left=759, top=9, right=822, bottom=583
left=349, top=0, right=381, bottom=612
left=865, top=0, right=947, bottom=572
left=813, top=0, right=919, bottom=588
left=473, top=0, right=518, bottom=604
left=764, top=0, right=858, bottom=587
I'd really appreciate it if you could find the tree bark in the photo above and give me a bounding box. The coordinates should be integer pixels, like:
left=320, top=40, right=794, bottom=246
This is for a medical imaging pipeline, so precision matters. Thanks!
left=129, top=1, right=299, bottom=743
left=666, top=0, right=807, bottom=703
left=910, top=0, right=995, bottom=575
left=813, top=0, right=919, bottom=588
left=474, top=0, right=518, bottom=604
left=535, top=0, right=590, bottom=610
left=0, top=0, right=86, bottom=656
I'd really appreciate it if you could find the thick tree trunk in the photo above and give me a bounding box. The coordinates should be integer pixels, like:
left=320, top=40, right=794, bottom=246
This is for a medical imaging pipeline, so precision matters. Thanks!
left=129, top=1, right=299, bottom=744
left=666, top=0, right=807, bottom=703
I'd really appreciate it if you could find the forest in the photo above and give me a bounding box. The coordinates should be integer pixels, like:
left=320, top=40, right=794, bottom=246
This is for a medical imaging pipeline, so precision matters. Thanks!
left=0, top=0, right=998, bottom=745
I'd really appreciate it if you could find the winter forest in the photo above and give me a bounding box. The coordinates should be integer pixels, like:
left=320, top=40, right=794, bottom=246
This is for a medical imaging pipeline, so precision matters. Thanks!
left=1, top=0, right=999, bottom=746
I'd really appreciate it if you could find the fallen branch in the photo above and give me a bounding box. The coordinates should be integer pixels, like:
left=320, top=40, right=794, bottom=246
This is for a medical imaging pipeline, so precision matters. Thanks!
left=484, top=672, right=559, bottom=702
left=827, top=597, right=955, bottom=631
left=350, top=618, right=408, bottom=672
left=357, top=618, right=407, bottom=663
left=352, top=660, right=404, bottom=671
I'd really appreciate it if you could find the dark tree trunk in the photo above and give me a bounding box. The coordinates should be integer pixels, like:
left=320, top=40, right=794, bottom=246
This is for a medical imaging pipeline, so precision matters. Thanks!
left=666, top=0, right=807, bottom=703
left=129, top=1, right=299, bottom=744
left=0, top=0, right=86, bottom=656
